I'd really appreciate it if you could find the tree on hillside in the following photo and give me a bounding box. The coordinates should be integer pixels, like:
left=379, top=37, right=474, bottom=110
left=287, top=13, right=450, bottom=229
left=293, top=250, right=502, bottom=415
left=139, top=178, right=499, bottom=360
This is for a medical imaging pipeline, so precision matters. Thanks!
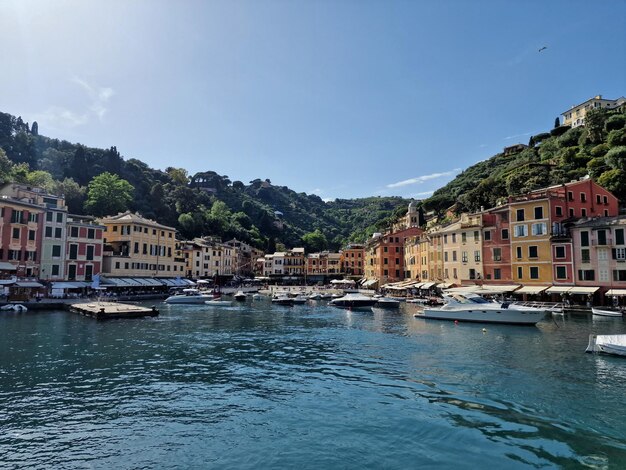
left=84, top=172, right=134, bottom=216
left=54, top=178, right=86, bottom=214
left=166, top=167, right=189, bottom=185
left=554, top=117, right=560, bottom=128
left=302, top=229, right=328, bottom=253
left=0, top=148, right=14, bottom=182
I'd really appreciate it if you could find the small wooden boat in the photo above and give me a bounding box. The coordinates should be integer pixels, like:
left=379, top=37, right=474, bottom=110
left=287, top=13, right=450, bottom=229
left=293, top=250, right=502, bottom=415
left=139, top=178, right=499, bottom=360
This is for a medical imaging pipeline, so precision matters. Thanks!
left=586, top=334, right=626, bottom=356
left=592, top=306, right=623, bottom=317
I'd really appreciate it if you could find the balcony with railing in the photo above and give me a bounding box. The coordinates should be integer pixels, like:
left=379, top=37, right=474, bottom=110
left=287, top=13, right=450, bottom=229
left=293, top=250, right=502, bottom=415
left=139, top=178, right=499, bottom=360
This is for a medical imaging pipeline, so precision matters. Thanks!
left=592, top=238, right=613, bottom=247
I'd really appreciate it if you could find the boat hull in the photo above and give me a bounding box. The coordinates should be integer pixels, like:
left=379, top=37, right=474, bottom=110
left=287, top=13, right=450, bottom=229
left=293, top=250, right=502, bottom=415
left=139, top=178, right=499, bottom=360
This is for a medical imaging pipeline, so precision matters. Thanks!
left=164, top=296, right=213, bottom=304
left=586, top=334, right=626, bottom=356
left=418, top=307, right=546, bottom=325
left=591, top=307, right=623, bottom=317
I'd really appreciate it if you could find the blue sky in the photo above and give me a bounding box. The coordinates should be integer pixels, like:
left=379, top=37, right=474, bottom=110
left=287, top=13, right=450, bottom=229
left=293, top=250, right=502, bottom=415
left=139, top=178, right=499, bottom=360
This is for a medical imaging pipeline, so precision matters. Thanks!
left=1, top=0, right=624, bottom=201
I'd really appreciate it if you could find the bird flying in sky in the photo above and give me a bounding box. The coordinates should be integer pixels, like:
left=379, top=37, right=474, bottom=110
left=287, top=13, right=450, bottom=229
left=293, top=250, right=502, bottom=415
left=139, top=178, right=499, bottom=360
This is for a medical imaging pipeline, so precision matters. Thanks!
left=538, top=46, right=547, bottom=52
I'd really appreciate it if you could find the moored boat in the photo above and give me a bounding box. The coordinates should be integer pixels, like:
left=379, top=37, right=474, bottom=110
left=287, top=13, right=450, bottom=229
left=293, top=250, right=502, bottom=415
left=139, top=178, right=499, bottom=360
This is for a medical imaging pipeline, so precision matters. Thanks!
left=330, top=293, right=377, bottom=309
left=165, top=289, right=214, bottom=304
left=233, top=291, right=247, bottom=301
left=272, top=295, right=294, bottom=306
left=375, top=297, right=400, bottom=308
left=586, top=334, right=626, bottom=356
left=205, top=297, right=233, bottom=306
left=591, top=306, right=623, bottom=317
left=416, top=293, right=547, bottom=325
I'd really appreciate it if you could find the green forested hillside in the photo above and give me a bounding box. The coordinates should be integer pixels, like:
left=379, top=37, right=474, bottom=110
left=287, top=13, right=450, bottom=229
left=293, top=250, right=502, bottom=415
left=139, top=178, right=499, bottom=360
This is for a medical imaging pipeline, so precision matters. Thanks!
left=422, top=107, right=626, bottom=215
left=0, top=112, right=409, bottom=251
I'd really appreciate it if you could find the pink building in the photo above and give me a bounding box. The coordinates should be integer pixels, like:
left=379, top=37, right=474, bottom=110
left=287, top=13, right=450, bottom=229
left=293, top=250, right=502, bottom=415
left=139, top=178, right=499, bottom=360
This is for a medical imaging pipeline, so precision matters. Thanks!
left=482, top=205, right=512, bottom=283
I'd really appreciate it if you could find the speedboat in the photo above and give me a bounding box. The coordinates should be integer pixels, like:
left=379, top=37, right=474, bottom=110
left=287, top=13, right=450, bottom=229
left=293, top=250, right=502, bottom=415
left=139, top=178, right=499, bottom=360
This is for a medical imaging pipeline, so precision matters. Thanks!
left=592, top=306, right=623, bottom=317
left=233, top=291, right=247, bottom=301
left=272, top=295, right=294, bottom=306
left=308, top=292, right=322, bottom=300
left=0, top=304, right=27, bottom=312
left=416, top=293, right=547, bottom=325
left=164, top=288, right=214, bottom=304
left=586, top=334, right=626, bottom=356
left=205, top=297, right=233, bottom=306
left=291, top=295, right=308, bottom=304
left=329, top=293, right=377, bottom=309
left=375, top=297, right=400, bottom=308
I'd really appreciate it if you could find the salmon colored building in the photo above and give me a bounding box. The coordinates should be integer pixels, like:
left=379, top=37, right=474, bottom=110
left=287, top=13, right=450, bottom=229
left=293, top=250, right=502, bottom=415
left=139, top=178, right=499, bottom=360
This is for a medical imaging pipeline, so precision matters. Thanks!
left=65, top=215, right=105, bottom=281
left=341, top=244, right=365, bottom=276
left=482, top=205, right=512, bottom=284
left=365, top=227, right=423, bottom=285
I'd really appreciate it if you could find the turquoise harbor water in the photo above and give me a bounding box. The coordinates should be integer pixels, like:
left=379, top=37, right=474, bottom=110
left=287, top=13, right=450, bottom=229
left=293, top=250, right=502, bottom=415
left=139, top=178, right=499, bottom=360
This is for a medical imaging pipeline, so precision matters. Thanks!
left=1, top=301, right=626, bottom=469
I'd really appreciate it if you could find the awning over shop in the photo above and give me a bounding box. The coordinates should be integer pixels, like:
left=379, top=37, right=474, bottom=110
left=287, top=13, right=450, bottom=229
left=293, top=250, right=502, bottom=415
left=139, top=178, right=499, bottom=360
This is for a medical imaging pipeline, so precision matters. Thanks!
left=438, top=282, right=454, bottom=288
left=14, top=281, right=44, bottom=288
left=606, top=289, right=626, bottom=296
left=51, top=282, right=88, bottom=290
left=331, top=279, right=355, bottom=284
left=420, top=282, right=437, bottom=289
left=516, top=285, right=550, bottom=294
left=362, top=279, right=378, bottom=288
left=545, top=286, right=572, bottom=294
left=0, top=262, right=17, bottom=271
left=568, top=286, right=600, bottom=295
left=445, top=284, right=520, bottom=294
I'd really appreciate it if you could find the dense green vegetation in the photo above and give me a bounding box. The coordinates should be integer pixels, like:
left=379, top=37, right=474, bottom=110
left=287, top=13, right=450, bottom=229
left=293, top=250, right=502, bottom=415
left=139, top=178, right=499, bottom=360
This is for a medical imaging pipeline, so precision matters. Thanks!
left=0, top=111, right=409, bottom=251
left=3, top=104, right=622, bottom=251
left=422, top=106, right=626, bottom=215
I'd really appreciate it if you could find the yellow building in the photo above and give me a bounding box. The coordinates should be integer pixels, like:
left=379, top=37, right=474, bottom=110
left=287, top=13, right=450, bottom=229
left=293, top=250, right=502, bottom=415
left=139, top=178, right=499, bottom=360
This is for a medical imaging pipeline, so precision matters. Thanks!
left=403, top=235, right=420, bottom=280
left=439, top=213, right=484, bottom=285
left=508, top=197, right=552, bottom=285
left=561, top=95, right=625, bottom=128
left=99, top=211, right=185, bottom=278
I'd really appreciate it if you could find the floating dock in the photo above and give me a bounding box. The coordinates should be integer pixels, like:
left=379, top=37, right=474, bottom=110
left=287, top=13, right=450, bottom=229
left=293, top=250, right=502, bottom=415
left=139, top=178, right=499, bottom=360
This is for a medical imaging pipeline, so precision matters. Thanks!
left=69, top=301, right=159, bottom=320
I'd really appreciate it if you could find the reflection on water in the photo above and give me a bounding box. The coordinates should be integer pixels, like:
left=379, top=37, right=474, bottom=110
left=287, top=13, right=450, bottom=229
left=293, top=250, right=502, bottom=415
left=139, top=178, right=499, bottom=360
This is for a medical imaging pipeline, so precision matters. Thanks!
left=1, top=301, right=625, bottom=468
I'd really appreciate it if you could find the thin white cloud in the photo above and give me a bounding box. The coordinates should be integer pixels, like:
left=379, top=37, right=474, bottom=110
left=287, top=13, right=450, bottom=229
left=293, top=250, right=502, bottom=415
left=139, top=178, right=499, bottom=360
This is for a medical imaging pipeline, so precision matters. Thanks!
left=310, top=188, right=323, bottom=195
left=34, top=106, right=89, bottom=128
left=409, top=190, right=435, bottom=198
left=386, top=168, right=461, bottom=189
left=71, top=77, right=115, bottom=120
left=503, top=131, right=532, bottom=141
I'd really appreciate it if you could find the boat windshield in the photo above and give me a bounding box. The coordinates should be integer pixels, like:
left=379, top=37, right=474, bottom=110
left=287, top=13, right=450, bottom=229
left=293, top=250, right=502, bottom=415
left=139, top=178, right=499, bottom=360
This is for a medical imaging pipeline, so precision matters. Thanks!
left=467, top=295, right=490, bottom=304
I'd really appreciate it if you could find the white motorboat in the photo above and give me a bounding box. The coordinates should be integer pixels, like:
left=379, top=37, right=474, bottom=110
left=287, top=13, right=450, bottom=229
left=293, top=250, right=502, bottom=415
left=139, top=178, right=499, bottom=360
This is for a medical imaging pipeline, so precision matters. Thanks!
left=586, top=334, right=626, bottom=357
left=330, top=293, right=377, bottom=309
left=416, top=293, right=547, bottom=325
left=272, top=295, right=294, bottom=306
left=252, top=293, right=263, bottom=300
left=233, top=291, right=247, bottom=301
left=375, top=297, right=400, bottom=308
left=204, top=297, right=233, bottom=306
left=0, top=304, right=27, bottom=312
left=164, top=288, right=214, bottom=304
left=292, top=295, right=308, bottom=304
left=591, top=307, right=623, bottom=318
left=308, top=292, right=322, bottom=300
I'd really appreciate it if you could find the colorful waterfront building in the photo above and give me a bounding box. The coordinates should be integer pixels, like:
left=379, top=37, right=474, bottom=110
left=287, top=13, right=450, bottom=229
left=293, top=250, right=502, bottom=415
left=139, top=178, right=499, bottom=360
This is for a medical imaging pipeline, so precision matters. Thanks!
left=508, top=178, right=618, bottom=286
left=365, top=227, right=422, bottom=285
left=438, top=212, right=484, bottom=285
left=99, top=211, right=184, bottom=278
left=307, top=251, right=342, bottom=276
left=0, top=183, right=67, bottom=280
left=284, top=248, right=305, bottom=277
left=0, top=195, right=44, bottom=278
left=341, top=243, right=365, bottom=276
left=65, top=215, right=105, bottom=281
left=570, top=216, right=626, bottom=297
left=482, top=205, right=512, bottom=283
